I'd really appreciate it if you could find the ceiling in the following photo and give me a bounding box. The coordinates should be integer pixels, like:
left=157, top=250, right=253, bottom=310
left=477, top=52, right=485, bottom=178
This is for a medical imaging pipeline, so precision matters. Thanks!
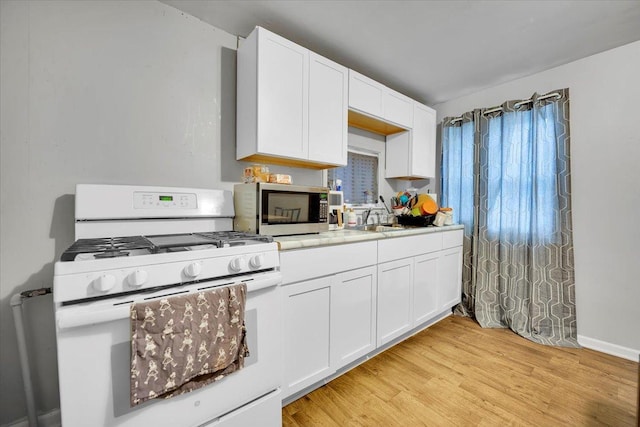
left=161, top=0, right=640, bottom=105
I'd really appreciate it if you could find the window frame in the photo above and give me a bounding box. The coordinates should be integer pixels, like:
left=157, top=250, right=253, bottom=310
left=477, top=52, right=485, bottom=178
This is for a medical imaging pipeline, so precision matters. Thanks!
left=324, top=141, right=386, bottom=207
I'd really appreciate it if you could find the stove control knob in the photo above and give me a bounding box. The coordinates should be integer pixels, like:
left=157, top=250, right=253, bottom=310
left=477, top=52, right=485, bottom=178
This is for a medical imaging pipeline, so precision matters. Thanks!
left=229, top=257, right=246, bottom=272
left=92, top=274, right=116, bottom=292
left=249, top=254, right=265, bottom=269
left=127, top=270, right=148, bottom=288
left=184, top=262, right=202, bottom=278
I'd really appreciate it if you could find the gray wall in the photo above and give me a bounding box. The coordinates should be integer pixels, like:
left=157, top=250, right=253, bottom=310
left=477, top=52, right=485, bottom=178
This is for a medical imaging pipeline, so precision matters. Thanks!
left=0, top=1, right=322, bottom=424
left=433, top=41, right=640, bottom=358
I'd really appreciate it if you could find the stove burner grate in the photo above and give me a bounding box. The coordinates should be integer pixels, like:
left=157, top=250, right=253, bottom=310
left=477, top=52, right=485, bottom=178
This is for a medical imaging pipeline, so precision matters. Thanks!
left=60, top=232, right=273, bottom=262
left=195, top=231, right=273, bottom=248
left=60, top=236, right=154, bottom=261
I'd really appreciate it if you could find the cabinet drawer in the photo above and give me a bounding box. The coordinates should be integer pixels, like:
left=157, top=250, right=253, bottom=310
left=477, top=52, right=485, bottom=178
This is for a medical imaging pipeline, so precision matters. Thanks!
left=378, top=233, right=442, bottom=263
left=442, top=229, right=463, bottom=249
left=280, top=241, right=377, bottom=284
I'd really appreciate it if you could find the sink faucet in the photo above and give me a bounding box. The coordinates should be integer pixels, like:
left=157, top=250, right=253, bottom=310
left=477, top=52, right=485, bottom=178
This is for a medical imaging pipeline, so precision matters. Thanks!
left=374, top=211, right=381, bottom=224
left=362, top=209, right=372, bottom=225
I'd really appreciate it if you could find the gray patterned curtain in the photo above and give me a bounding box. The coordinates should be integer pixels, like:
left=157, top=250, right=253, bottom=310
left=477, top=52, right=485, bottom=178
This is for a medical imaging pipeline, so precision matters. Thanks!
left=442, top=88, right=578, bottom=347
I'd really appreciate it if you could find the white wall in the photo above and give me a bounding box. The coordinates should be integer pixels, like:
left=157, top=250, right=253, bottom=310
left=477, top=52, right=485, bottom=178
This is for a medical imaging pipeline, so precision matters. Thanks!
left=433, top=41, right=640, bottom=358
left=0, top=1, right=322, bottom=424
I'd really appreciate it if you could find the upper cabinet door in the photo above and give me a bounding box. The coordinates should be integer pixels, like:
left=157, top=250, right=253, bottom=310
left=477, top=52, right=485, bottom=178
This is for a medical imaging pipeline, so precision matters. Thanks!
left=348, top=70, right=384, bottom=118
left=308, top=52, right=348, bottom=166
left=410, top=103, right=436, bottom=178
left=237, top=27, right=347, bottom=169
left=257, top=29, right=309, bottom=159
left=384, top=90, right=414, bottom=129
left=385, top=102, right=436, bottom=179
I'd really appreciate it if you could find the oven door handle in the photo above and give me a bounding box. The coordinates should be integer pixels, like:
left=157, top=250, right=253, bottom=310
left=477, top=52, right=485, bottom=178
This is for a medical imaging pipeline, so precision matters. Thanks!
left=244, top=273, right=281, bottom=293
left=57, top=304, right=130, bottom=330
left=57, top=273, right=282, bottom=330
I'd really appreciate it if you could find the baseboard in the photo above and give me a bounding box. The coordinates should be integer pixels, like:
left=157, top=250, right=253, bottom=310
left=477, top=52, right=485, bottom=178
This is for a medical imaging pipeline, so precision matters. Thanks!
left=578, top=335, right=640, bottom=362
left=4, top=409, right=60, bottom=427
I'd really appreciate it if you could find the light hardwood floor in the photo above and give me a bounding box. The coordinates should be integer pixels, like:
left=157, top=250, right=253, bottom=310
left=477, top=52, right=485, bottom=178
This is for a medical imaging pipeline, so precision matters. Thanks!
left=283, top=315, right=639, bottom=426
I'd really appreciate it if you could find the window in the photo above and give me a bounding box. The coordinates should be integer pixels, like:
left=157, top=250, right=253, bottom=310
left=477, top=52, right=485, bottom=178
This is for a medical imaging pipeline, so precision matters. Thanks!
left=328, top=149, right=379, bottom=204
left=441, top=120, right=474, bottom=229
left=441, top=102, right=562, bottom=242
left=485, top=106, right=558, bottom=240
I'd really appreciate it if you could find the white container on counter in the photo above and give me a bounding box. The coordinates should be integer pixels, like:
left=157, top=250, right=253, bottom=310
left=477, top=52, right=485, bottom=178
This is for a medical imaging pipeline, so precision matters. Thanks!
left=347, top=209, right=357, bottom=227
left=443, top=210, right=453, bottom=225
left=433, top=211, right=447, bottom=227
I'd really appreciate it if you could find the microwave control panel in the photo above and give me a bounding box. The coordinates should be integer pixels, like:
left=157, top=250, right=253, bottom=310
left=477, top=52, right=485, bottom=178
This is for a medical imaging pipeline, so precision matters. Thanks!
left=319, top=197, right=328, bottom=223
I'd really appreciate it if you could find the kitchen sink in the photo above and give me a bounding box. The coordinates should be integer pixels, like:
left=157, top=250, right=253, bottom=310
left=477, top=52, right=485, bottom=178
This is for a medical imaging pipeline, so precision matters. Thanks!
left=352, top=224, right=406, bottom=232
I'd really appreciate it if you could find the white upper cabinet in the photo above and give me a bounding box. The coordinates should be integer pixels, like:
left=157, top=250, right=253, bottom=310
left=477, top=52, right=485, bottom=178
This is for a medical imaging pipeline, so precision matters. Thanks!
left=308, top=52, right=348, bottom=166
left=384, top=90, right=414, bottom=129
left=237, top=27, right=347, bottom=169
left=348, top=70, right=414, bottom=129
left=348, top=70, right=434, bottom=180
left=256, top=29, right=308, bottom=160
left=348, top=70, right=385, bottom=118
left=411, top=103, right=436, bottom=179
left=385, top=101, right=437, bottom=179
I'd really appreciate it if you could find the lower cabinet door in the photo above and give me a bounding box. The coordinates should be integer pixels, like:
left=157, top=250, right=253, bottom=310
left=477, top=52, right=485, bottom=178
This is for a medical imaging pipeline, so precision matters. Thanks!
left=282, top=277, right=334, bottom=397
left=331, top=266, right=377, bottom=369
left=413, top=252, right=439, bottom=325
left=377, top=258, right=413, bottom=347
left=438, top=246, right=463, bottom=311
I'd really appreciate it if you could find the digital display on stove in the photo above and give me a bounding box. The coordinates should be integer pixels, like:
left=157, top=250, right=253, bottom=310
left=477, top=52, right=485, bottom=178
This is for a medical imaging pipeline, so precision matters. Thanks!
left=159, top=195, right=173, bottom=201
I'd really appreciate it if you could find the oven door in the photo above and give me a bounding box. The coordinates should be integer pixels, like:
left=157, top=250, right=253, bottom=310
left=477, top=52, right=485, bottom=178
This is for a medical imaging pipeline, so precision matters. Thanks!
left=55, top=272, right=282, bottom=427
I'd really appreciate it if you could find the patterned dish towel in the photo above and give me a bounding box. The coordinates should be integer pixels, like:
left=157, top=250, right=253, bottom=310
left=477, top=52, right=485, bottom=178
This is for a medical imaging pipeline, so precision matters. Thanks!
left=130, top=283, right=248, bottom=407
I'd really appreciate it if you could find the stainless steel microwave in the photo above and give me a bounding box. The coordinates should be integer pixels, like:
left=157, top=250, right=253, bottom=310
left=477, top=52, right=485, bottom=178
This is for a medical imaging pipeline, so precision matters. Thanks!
left=233, top=183, right=330, bottom=236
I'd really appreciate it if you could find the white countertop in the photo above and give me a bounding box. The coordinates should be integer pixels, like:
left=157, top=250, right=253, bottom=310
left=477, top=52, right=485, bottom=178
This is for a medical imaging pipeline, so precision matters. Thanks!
left=274, top=224, right=464, bottom=250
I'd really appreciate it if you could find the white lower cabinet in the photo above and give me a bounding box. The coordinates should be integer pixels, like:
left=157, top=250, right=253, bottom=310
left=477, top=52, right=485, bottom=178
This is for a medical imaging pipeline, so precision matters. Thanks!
left=280, top=242, right=377, bottom=399
left=438, top=246, right=463, bottom=310
left=282, top=265, right=377, bottom=399
left=282, top=277, right=334, bottom=397
left=376, top=230, right=463, bottom=348
left=376, top=258, right=413, bottom=347
left=376, top=250, right=444, bottom=348
left=413, top=252, right=440, bottom=324
left=280, top=229, right=463, bottom=402
left=331, top=266, right=377, bottom=368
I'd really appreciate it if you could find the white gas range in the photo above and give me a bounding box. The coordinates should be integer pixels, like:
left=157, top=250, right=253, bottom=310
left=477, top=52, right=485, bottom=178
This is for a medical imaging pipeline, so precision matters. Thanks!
left=53, top=184, right=282, bottom=427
